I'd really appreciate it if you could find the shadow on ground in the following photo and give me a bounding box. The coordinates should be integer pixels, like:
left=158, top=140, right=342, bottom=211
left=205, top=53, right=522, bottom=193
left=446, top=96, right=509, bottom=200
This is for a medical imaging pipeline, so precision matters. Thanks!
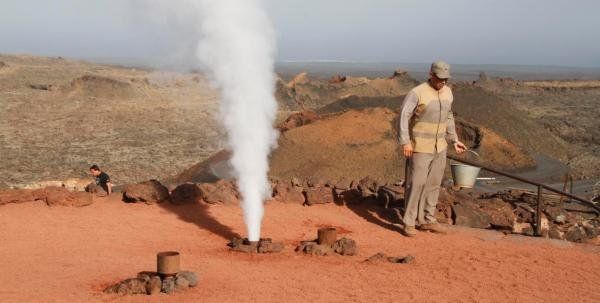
left=157, top=201, right=240, bottom=240
left=336, top=192, right=406, bottom=234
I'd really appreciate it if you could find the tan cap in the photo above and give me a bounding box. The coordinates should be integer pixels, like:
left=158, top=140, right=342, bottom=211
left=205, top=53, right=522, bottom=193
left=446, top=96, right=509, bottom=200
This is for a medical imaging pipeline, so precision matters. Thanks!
left=431, top=60, right=451, bottom=79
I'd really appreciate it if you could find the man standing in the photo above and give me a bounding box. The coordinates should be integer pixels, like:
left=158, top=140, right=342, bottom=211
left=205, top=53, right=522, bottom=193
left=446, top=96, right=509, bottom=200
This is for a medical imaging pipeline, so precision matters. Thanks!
left=87, top=165, right=112, bottom=196
left=398, top=61, right=466, bottom=237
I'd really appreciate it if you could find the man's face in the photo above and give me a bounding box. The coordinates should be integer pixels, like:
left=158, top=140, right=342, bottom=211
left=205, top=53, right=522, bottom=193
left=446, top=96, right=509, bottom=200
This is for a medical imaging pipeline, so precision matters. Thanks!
left=90, top=169, right=100, bottom=177
left=429, top=72, right=448, bottom=90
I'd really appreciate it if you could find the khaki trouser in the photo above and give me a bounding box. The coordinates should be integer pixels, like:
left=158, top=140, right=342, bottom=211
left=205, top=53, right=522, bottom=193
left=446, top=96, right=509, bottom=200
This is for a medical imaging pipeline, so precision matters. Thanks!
left=403, top=149, right=447, bottom=227
left=85, top=183, right=108, bottom=197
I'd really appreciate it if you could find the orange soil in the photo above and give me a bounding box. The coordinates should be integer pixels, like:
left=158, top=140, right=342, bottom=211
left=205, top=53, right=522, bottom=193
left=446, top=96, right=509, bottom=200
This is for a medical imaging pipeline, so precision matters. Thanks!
left=1, top=196, right=599, bottom=302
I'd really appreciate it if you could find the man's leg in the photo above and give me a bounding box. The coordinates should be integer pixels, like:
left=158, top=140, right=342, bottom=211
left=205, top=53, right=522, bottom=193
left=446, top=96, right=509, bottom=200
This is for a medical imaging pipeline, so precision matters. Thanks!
left=403, top=152, right=435, bottom=228
left=419, top=149, right=448, bottom=233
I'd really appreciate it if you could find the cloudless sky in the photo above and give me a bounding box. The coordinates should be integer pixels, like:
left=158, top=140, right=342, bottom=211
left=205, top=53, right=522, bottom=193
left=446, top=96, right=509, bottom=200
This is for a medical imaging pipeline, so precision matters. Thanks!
left=1, top=0, right=599, bottom=67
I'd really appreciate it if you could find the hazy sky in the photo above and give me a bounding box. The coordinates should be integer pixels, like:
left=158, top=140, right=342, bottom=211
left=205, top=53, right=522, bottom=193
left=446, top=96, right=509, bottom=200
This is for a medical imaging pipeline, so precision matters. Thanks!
left=1, top=0, right=599, bottom=67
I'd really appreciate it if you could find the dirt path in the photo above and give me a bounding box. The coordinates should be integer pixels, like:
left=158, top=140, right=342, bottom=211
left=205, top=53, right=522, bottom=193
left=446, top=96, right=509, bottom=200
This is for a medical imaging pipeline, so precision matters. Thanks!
left=1, top=197, right=599, bottom=302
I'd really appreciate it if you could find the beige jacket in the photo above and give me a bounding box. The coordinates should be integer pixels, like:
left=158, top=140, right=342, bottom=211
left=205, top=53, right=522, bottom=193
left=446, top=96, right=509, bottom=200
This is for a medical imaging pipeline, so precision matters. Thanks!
left=398, top=82, right=458, bottom=153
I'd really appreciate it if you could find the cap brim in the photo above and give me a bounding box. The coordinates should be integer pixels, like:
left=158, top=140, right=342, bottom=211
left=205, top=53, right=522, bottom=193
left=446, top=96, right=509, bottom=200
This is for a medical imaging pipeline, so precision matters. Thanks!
left=434, top=71, right=451, bottom=79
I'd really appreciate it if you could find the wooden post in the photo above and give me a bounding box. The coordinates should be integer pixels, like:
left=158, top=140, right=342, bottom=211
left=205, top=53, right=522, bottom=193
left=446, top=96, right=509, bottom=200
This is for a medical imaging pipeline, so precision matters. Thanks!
left=536, top=186, right=543, bottom=236
left=317, top=227, right=337, bottom=246
left=157, top=251, right=180, bottom=276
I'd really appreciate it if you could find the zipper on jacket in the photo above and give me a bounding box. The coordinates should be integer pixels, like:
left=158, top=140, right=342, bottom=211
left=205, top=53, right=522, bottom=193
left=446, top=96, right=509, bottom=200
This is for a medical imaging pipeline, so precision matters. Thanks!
left=435, top=91, right=442, bottom=153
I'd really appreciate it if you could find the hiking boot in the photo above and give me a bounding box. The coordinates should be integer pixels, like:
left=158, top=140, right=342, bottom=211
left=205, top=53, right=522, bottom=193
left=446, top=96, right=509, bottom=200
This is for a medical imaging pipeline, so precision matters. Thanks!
left=402, top=226, right=417, bottom=237
left=418, top=223, right=447, bottom=234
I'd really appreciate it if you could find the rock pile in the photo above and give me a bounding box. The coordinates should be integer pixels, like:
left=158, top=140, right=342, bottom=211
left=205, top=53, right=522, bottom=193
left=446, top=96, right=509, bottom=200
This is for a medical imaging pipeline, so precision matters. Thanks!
left=439, top=188, right=600, bottom=243
left=269, top=175, right=599, bottom=244
left=0, top=186, right=93, bottom=207
left=228, top=237, right=285, bottom=253
left=122, top=180, right=170, bottom=204
left=365, top=252, right=415, bottom=264
left=278, top=110, right=320, bottom=132
left=104, top=271, right=198, bottom=296
left=296, top=227, right=357, bottom=256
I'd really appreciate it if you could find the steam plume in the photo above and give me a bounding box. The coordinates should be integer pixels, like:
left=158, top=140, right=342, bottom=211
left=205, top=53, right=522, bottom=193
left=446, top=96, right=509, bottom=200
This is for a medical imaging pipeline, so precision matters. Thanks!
left=194, top=0, right=278, bottom=241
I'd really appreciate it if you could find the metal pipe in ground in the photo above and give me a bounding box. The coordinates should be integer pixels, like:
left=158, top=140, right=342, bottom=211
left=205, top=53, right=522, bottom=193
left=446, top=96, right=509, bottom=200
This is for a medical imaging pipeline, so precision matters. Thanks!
left=317, top=227, right=337, bottom=246
left=157, top=251, right=180, bottom=277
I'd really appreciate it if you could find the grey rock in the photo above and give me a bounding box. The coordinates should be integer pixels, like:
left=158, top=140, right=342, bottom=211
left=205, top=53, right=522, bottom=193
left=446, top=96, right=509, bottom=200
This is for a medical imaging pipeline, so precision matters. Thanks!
left=177, top=271, right=199, bottom=287
left=146, top=276, right=162, bottom=295
left=175, top=276, right=190, bottom=290
left=332, top=237, right=357, bottom=256
left=104, top=278, right=147, bottom=295
left=565, top=225, right=586, bottom=242
left=161, top=277, right=175, bottom=294
left=452, top=203, right=491, bottom=229
left=302, top=243, right=332, bottom=256
left=548, top=226, right=564, bottom=240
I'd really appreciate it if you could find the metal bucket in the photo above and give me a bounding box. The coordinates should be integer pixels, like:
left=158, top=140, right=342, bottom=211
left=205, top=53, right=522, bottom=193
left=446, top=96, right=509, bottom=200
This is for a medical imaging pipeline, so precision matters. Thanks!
left=451, top=164, right=481, bottom=188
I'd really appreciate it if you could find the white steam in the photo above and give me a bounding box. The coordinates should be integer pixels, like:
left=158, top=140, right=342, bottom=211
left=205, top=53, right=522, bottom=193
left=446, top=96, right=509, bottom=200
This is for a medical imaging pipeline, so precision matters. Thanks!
left=194, top=0, right=278, bottom=241
left=136, top=0, right=278, bottom=241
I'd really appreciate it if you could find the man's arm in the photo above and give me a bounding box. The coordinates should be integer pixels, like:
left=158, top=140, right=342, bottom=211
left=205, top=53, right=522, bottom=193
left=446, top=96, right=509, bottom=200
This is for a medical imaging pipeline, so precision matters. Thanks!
left=446, top=110, right=459, bottom=144
left=398, top=91, right=417, bottom=145
left=107, top=182, right=113, bottom=195
left=446, top=110, right=467, bottom=153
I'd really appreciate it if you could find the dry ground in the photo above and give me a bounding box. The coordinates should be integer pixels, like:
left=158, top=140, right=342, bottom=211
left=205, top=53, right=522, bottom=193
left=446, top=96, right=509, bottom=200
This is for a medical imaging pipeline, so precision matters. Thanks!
left=0, top=54, right=222, bottom=188
left=1, top=196, right=599, bottom=302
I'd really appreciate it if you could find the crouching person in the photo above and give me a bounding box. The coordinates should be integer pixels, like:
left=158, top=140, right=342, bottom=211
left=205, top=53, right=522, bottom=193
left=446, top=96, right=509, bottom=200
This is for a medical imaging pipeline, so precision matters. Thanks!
left=85, top=164, right=112, bottom=197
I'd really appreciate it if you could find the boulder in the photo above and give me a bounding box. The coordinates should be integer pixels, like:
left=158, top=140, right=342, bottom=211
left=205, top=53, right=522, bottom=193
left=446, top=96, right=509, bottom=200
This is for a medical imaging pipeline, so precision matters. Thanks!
left=565, top=225, right=586, bottom=242
left=377, top=185, right=404, bottom=208
left=176, top=271, right=199, bottom=287
left=257, top=241, right=285, bottom=253
left=366, top=252, right=415, bottom=264
left=304, top=187, right=335, bottom=205
left=278, top=111, right=320, bottom=132
left=452, top=202, right=491, bottom=229
left=581, top=221, right=599, bottom=238
left=122, top=180, right=170, bottom=204
left=161, top=277, right=175, bottom=294
left=548, top=226, right=564, bottom=240
left=480, top=198, right=516, bottom=230
left=514, top=203, right=535, bottom=223
left=357, top=176, right=378, bottom=198
left=512, top=222, right=534, bottom=235
left=146, top=276, right=162, bottom=295
left=391, top=69, right=408, bottom=78
left=334, top=178, right=353, bottom=191
left=272, top=181, right=305, bottom=204
left=0, top=189, right=45, bottom=205
left=198, top=180, right=238, bottom=205
left=104, top=278, right=148, bottom=295
left=328, top=74, right=347, bottom=84
left=175, top=276, right=190, bottom=290
left=332, top=237, right=357, bottom=256
left=307, top=176, right=329, bottom=188
left=299, top=242, right=332, bottom=256
left=44, top=187, right=93, bottom=207
left=287, top=72, right=310, bottom=89
left=170, top=183, right=203, bottom=205
left=544, top=206, right=568, bottom=224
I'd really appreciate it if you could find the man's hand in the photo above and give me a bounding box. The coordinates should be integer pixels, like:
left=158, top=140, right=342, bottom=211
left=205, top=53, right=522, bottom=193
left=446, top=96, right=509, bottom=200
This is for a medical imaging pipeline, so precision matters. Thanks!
left=453, top=141, right=467, bottom=154
left=403, top=143, right=413, bottom=158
